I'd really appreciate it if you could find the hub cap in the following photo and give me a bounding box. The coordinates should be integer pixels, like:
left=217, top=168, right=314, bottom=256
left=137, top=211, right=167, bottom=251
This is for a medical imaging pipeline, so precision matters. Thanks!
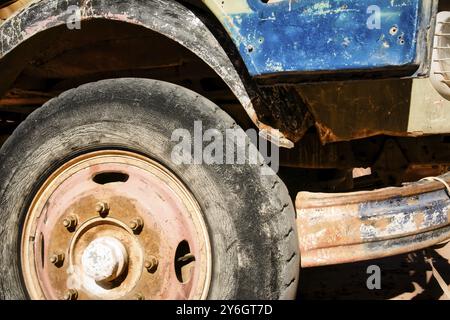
left=21, top=150, right=211, bottom=300
left=81, top=236, right=128, bottom=283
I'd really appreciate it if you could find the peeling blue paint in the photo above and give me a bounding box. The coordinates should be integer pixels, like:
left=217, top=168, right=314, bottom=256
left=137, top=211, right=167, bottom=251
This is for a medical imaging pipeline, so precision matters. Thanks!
left=220, top=0, right=425, bottom=76
left=359, top=189, right=450, bottom=242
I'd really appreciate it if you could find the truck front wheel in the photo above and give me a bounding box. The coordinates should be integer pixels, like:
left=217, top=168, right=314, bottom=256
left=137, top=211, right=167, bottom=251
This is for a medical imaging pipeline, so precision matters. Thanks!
left=0, top=78, right=299, bottom=300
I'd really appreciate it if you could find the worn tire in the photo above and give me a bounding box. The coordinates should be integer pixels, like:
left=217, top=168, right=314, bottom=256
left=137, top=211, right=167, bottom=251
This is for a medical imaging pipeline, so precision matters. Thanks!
left=0, top=78, right=299, bottom=300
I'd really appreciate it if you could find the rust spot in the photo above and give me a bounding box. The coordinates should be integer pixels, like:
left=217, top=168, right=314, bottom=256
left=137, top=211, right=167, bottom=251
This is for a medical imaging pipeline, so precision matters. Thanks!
left=315, top=121, right=339, bottom=144
left=414, top=212, right=425, bottom=228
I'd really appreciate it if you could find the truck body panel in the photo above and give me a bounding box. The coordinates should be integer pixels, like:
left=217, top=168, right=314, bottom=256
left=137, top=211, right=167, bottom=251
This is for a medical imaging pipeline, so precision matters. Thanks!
left=203, top=0, right=435, bottom=79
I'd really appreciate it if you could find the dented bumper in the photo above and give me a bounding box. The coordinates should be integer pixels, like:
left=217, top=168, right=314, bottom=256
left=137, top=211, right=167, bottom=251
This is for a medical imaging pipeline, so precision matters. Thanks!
left=296, top=173, right=450, bottom=267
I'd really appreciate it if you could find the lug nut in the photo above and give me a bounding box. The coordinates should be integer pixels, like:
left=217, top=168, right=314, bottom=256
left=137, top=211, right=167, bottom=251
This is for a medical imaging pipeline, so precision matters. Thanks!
left=144, top=256, right=158, bottom=273
left=96, top=202, right=110, bottom=217
left=135, top=293, right=145, bottom=300
left=63, top=289, right=78, bottom=300
left=129, top=217, right=144, bottom=234
left=50, top=253, right=65, bottom=267
left=62, top=215, right=78, bottom=230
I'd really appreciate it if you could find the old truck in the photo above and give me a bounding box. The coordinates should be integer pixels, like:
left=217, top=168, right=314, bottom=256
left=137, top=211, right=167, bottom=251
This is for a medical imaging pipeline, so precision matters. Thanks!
left=0, top=0, right=449, bottom=300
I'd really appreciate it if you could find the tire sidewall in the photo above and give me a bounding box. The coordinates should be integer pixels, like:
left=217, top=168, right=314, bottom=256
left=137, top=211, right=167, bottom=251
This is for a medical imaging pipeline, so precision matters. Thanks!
left=0, top=79, right=299, bottom=300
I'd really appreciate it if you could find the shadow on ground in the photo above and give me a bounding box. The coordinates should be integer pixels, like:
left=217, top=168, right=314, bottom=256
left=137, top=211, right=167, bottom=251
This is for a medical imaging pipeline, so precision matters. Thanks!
left=297, top=243, right=450, bottom=300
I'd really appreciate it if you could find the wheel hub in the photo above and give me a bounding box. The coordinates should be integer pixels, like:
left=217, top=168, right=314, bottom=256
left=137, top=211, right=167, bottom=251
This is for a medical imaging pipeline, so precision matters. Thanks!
left=21, top=150, right=211, bottom=300
left=81, top=237, right=128, bottom=283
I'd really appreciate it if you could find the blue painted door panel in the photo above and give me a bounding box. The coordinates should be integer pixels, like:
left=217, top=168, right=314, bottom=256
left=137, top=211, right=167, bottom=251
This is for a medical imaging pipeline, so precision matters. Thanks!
left=215, top=0, right=428, bottom=77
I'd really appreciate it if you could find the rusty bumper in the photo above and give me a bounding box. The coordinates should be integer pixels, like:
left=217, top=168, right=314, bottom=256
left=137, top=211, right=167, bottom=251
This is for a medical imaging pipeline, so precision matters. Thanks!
left=296, top=173, right=450, bottom=267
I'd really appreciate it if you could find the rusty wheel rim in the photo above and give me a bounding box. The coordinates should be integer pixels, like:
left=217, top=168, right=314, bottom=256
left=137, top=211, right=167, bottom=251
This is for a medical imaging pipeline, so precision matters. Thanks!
left=21, top=150, right=211, bottom=300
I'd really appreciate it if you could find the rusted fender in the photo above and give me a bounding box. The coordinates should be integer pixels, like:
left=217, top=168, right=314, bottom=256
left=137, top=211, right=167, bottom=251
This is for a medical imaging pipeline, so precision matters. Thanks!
left=296, top=173, right=450, bottom=267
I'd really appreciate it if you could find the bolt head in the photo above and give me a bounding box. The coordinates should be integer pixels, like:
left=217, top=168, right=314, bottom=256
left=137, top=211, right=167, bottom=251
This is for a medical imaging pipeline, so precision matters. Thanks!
left=129, top=217, right=144, bottom=234
left=135, top=293, right=145, bottom=300
left=62, top=215, right=78, bottom=230
left=50, top=253, right=64, bottom=266
left=50, top=255, right=58, bottom=264
left=63, top=289, right=78, bottom=300
left=96, top=202, right=109, bottom=217
left=144, top=256, right=158, bottom=273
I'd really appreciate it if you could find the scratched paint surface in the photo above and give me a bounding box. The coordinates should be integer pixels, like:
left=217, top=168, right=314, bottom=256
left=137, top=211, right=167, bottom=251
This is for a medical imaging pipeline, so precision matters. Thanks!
left=203, top=0, right=423, bottom=76
left=359, top=190, right=450, bottom=241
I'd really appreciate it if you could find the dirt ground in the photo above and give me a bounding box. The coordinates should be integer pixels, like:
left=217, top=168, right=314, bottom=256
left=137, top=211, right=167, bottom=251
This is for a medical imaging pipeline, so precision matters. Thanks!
left=297, top=242, right=450, bottom=300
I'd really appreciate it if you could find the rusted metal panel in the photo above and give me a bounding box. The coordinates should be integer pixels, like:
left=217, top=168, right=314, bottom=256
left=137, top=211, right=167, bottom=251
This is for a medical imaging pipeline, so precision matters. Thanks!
left=297, top=172, right=450, bottom=267
left=295, top=76, right=450, bottom=144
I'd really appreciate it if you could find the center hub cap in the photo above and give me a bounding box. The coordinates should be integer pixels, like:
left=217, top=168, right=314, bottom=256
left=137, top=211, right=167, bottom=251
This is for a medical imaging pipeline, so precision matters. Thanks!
left=81, top=237, right=128, bottom=283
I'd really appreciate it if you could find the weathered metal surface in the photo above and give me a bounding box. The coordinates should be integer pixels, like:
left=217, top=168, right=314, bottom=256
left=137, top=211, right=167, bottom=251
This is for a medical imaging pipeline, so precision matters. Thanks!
left=0, top=0, right=294, bottom=148
left=203, top=0, right=436, bottom=78
left=297, top=172, right=450, bottom=267
left=295, top=76, right=450, bottom=144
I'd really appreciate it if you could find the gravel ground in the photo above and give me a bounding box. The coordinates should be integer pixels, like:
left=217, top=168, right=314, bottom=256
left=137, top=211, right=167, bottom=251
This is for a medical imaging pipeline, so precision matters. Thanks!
left=297, top=242, right=450, bottom=300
